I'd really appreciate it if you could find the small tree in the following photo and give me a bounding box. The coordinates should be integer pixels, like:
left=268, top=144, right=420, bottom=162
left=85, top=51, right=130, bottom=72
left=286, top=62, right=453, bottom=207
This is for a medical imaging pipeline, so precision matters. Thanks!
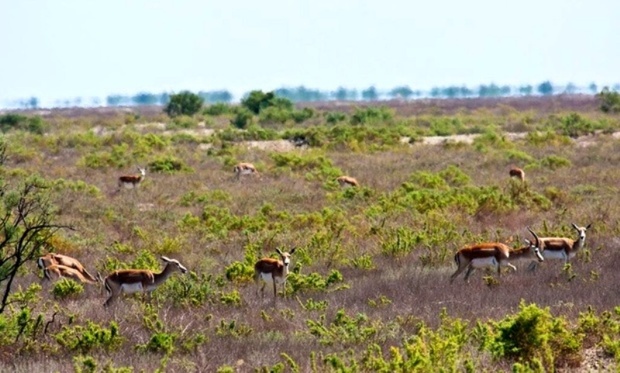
left=0, top=175, right=70, bottom=313
left=597, top=87, right=620, bottom=113
left=164, top=91, right=204, bottom=117
left=537, top=81, right=554, bottom=96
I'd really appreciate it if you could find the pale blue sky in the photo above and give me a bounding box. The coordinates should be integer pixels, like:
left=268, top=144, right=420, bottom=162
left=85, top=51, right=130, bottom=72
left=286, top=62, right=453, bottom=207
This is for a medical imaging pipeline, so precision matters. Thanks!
left=0, top=0, right=618, bottom=106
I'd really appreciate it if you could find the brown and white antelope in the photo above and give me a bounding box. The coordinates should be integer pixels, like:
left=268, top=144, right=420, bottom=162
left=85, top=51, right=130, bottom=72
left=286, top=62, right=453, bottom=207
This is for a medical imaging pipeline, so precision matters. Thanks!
left=509, top=167, right=525, bottom=182
left=103, top=256, right=188, bottom=307
left=527, top=224, right=592, bottom=270
left=43, top=264, right=100, bottom=284
left=254, top=248, right=296, bottom=298
left=336, top=175, right=359, bottom=188
left=38, top=253, right=99, bottom=283
left=117, top=167, right=146, bottom=190
left=450, top=239, right=543, bottom=283
left=233, top=162, right=260, bottom=180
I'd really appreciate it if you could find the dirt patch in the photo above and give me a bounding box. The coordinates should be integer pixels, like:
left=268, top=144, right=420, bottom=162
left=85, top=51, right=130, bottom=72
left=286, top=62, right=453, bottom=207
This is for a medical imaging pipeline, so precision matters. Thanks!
left=242, top=140, right=298, bottom=152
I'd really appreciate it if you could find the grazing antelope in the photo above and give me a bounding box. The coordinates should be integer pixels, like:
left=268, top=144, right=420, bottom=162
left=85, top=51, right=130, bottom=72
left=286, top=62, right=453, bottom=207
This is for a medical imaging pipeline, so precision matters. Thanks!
left=254, top=248, right=296, bottom=298
left=527, top=224, right=592, bottom=270
left=103, top=256, right=188, bottom=307
left=336, top=176, right=359, bottom=188
left=43, top=264, right=100, bottom=284
left=509, top=167, right=525, bottom=182
left=450, top=239, right=543, bottom=283
left=117, top=167, right=146, bottom=190
left=233, top=162, right=260, bottom=180
left=37, top=253, right=98, bottom=283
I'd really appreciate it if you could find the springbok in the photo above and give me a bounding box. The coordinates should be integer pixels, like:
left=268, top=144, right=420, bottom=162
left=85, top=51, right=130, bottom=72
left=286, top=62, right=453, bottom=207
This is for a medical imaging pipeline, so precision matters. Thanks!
left=38, top=253, right=98, bottom=283
left=254, top=248, right=296, bottom=298
left=509, top=167, right=525, bottom=182
left=450, top=239, right=543, bottom=283
left=336, top=176, right=359, bottom=188
left=118, top=167, right=146, bottom=190
left=103, top=256, right=188, bottom=307
left=234, top=162, right=260, bottom=180
left=43, top=264, right=100, bottom=284
left=527, top=224, right=592, bottom=270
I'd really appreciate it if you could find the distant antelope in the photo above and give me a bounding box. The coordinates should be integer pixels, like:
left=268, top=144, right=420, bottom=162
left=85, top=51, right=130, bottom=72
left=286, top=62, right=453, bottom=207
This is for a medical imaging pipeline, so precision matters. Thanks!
left=38, top=253, right=98, bottom=283
left=103, top=256, right=188, bottom=307
left=254, top=248, right=296, bottom=298
left=118, top=167, right=146, bottom=190
left=450, top=239, right=543, bottom=283
left=336, top=176, right=359, bottom=188
left=43, top=264, right=100, bottom=284
left=233, top=162, right=260, bottom=180
left=509, top=167, right=525, bottom=182
left=527, top=224, right=591, bottom=270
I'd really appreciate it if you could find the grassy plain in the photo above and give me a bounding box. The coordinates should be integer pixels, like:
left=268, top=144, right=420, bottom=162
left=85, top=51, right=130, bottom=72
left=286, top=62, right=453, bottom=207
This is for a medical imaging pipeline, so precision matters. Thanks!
left=1, top=95, right=620, bottom=372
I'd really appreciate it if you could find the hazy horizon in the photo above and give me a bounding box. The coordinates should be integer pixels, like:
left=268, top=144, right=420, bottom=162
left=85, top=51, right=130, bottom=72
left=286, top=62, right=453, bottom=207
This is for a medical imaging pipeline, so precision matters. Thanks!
left=1, top=0, right=618, bottom=107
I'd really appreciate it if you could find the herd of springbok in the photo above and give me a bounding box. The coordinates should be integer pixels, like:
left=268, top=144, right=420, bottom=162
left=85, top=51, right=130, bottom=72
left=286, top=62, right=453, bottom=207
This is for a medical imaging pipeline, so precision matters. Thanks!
left=36, top=164, right=589, bottom=306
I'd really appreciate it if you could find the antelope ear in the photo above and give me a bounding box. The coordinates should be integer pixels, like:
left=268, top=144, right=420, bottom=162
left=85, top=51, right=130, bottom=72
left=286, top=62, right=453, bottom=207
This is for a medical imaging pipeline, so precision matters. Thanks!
left=275, top=248, right=283, bottom=256
left=524, top=239, right=531, bottom=245
left=289, top=248, right=296, bottom=255
left=571, top=223, right=578, bottom=230
left=586, top=223, right=592, bottom=229
left=161, top=256, right=171, bottom=262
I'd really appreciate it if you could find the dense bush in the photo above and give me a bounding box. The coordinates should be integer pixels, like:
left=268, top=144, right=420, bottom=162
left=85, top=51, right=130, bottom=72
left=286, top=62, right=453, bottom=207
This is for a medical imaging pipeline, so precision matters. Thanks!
left=164, top=91, right=204, bottom=117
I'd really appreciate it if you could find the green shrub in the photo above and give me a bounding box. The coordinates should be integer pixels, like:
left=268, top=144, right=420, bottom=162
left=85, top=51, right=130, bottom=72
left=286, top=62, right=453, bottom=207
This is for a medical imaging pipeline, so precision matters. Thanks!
left=56, top=321, right=122, bottom=353
left=204, top=103, right=232, bottom=116
left=597, top=87, right=620, bottom=113
left=148, top=156, right=191, bottom=173
left=350, top=106, right=393, bottom=125
left=489, top=301, right=583, bottom=370
left=230, top=107, right=254, bottom=129
left=0, top=114, right=48, bottom=134
left=325, top=111, right=347, bottom=124
left=52, top=279, right=85, bottom=299
left=164, top=91, right=204, bottom=117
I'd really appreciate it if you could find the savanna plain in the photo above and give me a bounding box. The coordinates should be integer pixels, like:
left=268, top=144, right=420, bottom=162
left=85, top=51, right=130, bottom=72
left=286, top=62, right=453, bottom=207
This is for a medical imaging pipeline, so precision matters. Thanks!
left=2, top=95, right=620, bottom=372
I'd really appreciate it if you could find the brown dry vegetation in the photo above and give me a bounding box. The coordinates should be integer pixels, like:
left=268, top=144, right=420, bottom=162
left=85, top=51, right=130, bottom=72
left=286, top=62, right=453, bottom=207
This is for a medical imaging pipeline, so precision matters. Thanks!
left=1, top=96, right=620, bottom=372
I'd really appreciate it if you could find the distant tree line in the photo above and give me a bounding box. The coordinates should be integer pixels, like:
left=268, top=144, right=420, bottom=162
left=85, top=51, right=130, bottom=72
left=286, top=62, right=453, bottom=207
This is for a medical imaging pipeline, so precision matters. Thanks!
left=5, top=82, right=620, bottom=109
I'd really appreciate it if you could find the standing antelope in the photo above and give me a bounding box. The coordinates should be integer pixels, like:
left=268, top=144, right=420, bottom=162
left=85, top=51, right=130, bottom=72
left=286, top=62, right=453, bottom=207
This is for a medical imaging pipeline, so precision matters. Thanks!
left=118, top=167, right=146, bottom=190
left=254, top=248, right=296, bottom=298
left=527, top=224, right=592, bottom=270
left=43, top=264, right=100, bottom=284
left=450, top=240, right=543, bottom=283
left=234, top=162, right=260, bottom=180
left=103, top=256, right=187, bottom=307
left=38, top=253, right=99, bottom=283
left=509, top=167, right=525, bottom=182
left=336, top=176, right=359, bottom=188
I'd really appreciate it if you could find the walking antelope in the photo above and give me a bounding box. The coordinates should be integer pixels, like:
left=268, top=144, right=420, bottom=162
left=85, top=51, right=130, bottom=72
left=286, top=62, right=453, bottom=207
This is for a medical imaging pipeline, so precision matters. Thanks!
left=233, top=162, right=260, bottom=180
left=527, top=224, right=592, bottom=270
left=336, top=176, right=359, bottom=188
left=43, top=264, right=100, bottom=284
left=37, top=253, right=99, bottom=283
left=118, top=167, right=146, bottom=190
left=509, top=167, right=525, bottom=182
left=254, top=248, right=296, bottom=298
left=103, top=256, right=187, bottom=307
left=450, top=240, right=543, bottom=283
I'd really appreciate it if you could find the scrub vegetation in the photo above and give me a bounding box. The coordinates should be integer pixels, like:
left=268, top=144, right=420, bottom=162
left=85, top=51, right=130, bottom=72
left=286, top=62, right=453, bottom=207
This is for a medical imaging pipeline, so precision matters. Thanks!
left=0, top=94, right=619, bottom=372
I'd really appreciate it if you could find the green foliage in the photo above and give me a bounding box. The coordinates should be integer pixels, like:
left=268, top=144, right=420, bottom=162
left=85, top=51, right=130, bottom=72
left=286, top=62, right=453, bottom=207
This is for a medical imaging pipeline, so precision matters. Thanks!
left=350, top=106, right=393, bottom=125
left=137, top=332, right=176, bottom=354
left=203, top=103, right=232, bottom=116
left=230, top=107, right=254, bottom=129
left=558, top=112, right=595, bottom=138
left=56, top=321, right=122, bottom=353
left=0, top=114, right=48, bottom=134
left=325, top=111, right=347, bottom=124
left=148, top=156, right=191, bottom=173
left=164, top=91, right=204, bottom=117
left=52, top=278, right=85, bottom=299
left=241, top=90, right=294, bottom=114
left=597, top=87, right=620, bottom=113
left=225, top=261, right=254, bottom=283
left=287, top=270, right=345, bottom=295
left=167, top=115, right=199, bottom=130
left=539, top=155, right=571, bottom=170
left=489, top=301, right=582, bottom=370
